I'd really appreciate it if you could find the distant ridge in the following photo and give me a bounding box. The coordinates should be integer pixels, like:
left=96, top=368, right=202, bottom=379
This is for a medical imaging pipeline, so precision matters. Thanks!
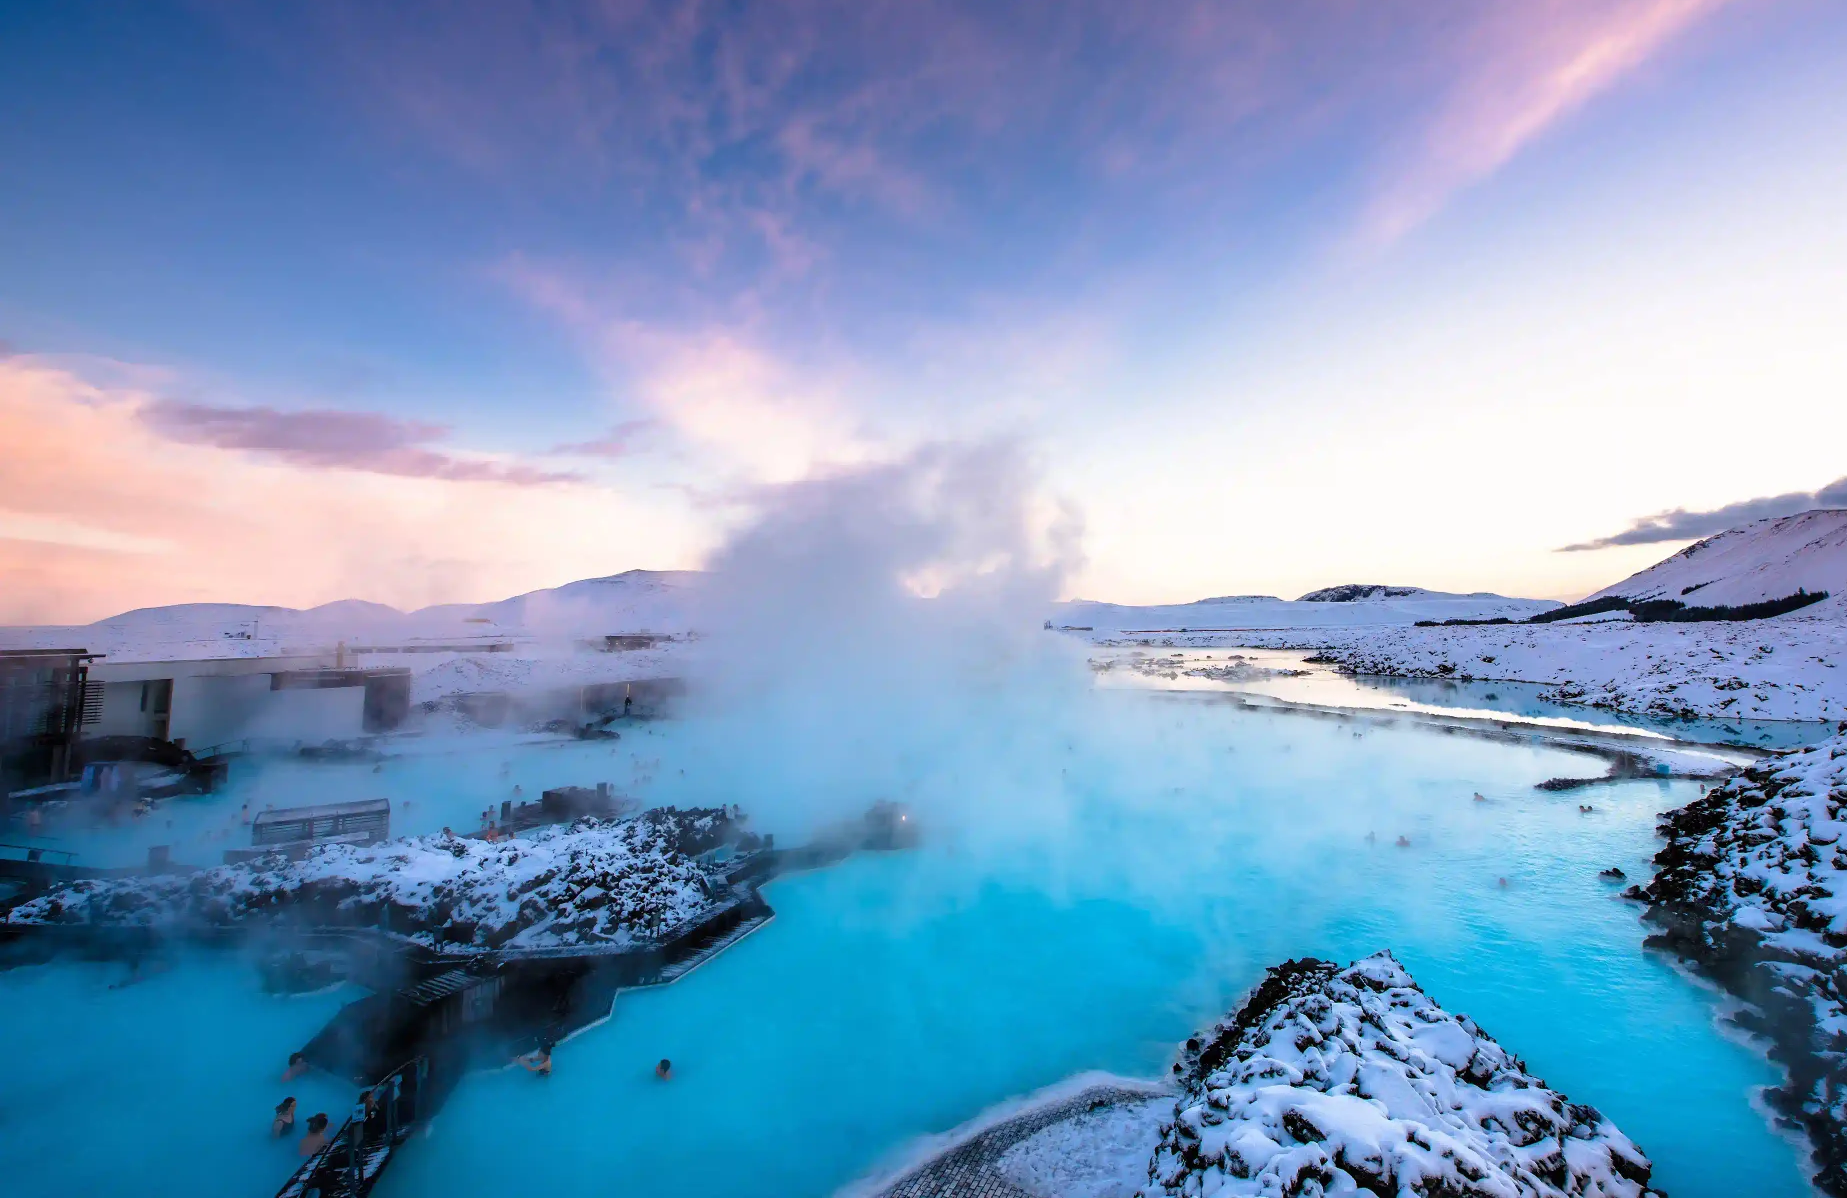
left=1297, top=584, right=1425, bottom=602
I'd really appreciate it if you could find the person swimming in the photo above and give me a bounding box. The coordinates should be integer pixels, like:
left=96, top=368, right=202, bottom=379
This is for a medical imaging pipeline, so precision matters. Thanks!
left=299, top=1113, right=330, bottom=1157
left=655, top=1058, right=672, bottom=1080
left=272, top=1097, right=297, bottom=1137
left=1395, top=835, right=1411, bottom=848
left=519, top=1044, right=553, bottom=1076
left=283, top=1051, right=309, bottom=1082
left=1472, top=792, right=1486, bottom=802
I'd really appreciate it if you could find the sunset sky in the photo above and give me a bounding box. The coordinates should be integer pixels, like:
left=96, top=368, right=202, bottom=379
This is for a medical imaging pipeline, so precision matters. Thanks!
left=3, top=0, right=1845, bottom=623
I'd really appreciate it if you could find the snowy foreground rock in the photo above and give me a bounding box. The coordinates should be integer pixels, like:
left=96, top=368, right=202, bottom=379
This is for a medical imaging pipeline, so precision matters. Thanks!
left=1146, top=952, right=1661, bottom=1198
left=1636, top=733, right=1847, bottom=1195
left=5, top=808, right=742, bottom=950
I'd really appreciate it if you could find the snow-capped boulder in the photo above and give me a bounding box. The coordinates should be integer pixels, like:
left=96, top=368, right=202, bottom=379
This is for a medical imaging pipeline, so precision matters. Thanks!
left=1637, top=732, right=1847, bottom=1194
left=6, top=807, right=745, bottom=950
left=1145, top=952, right=1661, bottom=1197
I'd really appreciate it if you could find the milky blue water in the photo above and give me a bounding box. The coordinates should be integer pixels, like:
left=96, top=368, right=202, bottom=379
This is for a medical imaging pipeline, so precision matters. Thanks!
left=0, top=694, right=1816, bottom=1197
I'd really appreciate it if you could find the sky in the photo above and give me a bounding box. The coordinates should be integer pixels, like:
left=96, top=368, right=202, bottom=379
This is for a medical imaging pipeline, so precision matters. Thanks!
left=2, top=0, right=1845, bottom=623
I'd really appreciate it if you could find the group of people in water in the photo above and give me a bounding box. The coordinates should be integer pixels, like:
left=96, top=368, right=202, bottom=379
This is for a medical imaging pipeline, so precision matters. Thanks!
left=274, top=1053, right=334, bottom=1157
left=277, top=1043, right=675, bottom=1161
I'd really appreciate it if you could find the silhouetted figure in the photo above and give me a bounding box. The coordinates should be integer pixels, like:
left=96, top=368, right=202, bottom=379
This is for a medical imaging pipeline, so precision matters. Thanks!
left=655, top=1058, right=672, bottom=1080
left=273, top=1097, right=297, bottom=1138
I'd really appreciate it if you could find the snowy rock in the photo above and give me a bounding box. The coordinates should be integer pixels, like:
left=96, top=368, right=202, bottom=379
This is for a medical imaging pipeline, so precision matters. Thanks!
left=5, top=807, right=744, bottom=951
left=1145, top=952, right=1661, bottom=1198
left=1637, top=732, right=1847, bottom=1194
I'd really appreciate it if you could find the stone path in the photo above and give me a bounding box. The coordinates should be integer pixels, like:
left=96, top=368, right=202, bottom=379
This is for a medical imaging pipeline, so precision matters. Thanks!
left=875, top=1084, right=1165, bottom=1198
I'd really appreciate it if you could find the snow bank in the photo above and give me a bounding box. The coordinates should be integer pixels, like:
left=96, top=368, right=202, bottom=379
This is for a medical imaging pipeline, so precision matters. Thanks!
left=1637, top=733, right=1847, bottom=1193
left=5, top=808, right=744, bottom=950
left=1222, top=615, right=1847, bottom=723
left=1146, top=952, right=1661, bottom=1197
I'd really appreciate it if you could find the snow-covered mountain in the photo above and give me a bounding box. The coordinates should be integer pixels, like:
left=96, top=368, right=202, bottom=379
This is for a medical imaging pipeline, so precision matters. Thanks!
left=1587, top=508, right=1847, bottom=608
left=0, top=570, right=701, bottom=660
left=401, top=570, right=699, bottom=637
left=1053, top=587, right=1557, bottom=633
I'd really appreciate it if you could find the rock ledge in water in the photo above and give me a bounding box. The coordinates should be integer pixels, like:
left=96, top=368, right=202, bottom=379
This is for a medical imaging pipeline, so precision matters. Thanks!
left=1636, top=732, right=1847, bottom=1195
left=7, top=807, right=744, bottom=951
left=1146, top=951, right=1661, bottom=1197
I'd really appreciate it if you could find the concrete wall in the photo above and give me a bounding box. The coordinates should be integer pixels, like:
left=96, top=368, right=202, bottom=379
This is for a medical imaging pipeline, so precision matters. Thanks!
left=92, top=680, right=170, bottom=739
left=241, top=685, right=367, bottom=746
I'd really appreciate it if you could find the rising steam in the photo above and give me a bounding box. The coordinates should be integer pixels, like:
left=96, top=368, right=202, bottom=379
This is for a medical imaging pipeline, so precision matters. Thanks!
left=675, top=441, right=1089, bottom=838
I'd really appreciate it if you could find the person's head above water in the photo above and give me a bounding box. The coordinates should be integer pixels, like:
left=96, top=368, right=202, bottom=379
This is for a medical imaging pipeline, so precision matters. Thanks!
left=307, top=1113, right=328, bottom=1133
left=289, top=1052, right=305, bottom=1065
left=655, top=1058, right=672, bottom=1078
left=276, top=1097, right=295, bottom=1113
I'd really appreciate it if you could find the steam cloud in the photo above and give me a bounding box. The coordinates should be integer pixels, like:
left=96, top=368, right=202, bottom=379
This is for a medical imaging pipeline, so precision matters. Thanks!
left=1558, top=475, right=1847, bottom=551
left=672, top=441, right=1088, bottom=839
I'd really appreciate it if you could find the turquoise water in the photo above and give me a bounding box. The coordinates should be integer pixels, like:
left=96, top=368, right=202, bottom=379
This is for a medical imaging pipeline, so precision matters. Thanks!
left=0, top=957, right=361, bottom=1198
left=1, top=694, right=1815, bottom=1197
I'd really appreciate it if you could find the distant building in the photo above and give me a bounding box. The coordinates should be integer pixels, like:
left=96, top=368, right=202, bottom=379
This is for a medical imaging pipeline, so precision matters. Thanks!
left=0, top=649, right=98, bottom=789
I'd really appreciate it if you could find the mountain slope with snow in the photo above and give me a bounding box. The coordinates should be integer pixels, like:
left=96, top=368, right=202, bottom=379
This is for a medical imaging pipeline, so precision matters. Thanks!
left=1588, top=509, right=1847, bottom=608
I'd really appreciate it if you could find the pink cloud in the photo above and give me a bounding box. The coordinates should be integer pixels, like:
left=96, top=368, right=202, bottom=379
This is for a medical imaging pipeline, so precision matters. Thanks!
left=1360, top=0, right=1739, bottom=245
left=550, top=419, right=655, bottom=459
left=0, top=358, right=701, bottom=623
left=139, top=399, right=582, bottom=485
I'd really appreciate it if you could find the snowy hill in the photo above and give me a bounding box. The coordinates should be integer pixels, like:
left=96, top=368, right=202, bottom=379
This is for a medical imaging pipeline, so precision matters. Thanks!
left=1587, top=508, right=1847, bottom=608
left=1053, top=587, right=1557, bottom=633
left=0, top=569, right=701, bottom=662
left=404, top=570, right=699, bottom=637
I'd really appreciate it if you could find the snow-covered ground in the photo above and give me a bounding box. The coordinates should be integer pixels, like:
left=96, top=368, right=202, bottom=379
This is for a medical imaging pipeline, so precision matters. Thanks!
left=1213, top=607, right=1847, bottom=723
left=5, top=808, right=742, bottom=950
left=1070, top=513, right=1847, bottom=725
left=1147, top=952, right=1663, bottom=1197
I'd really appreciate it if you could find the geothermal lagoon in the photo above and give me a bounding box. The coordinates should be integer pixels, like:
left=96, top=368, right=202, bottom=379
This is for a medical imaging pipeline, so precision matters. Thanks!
left=0, top=675, right=1820, bottom=1197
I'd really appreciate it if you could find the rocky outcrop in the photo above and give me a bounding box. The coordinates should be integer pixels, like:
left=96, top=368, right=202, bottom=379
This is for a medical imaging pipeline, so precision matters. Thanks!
left=1635, top=733, right=1847, bottom=1194
left=1145, top=952, right=1661, bottom=1197
left=6, top=807, right=748, bottom=950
